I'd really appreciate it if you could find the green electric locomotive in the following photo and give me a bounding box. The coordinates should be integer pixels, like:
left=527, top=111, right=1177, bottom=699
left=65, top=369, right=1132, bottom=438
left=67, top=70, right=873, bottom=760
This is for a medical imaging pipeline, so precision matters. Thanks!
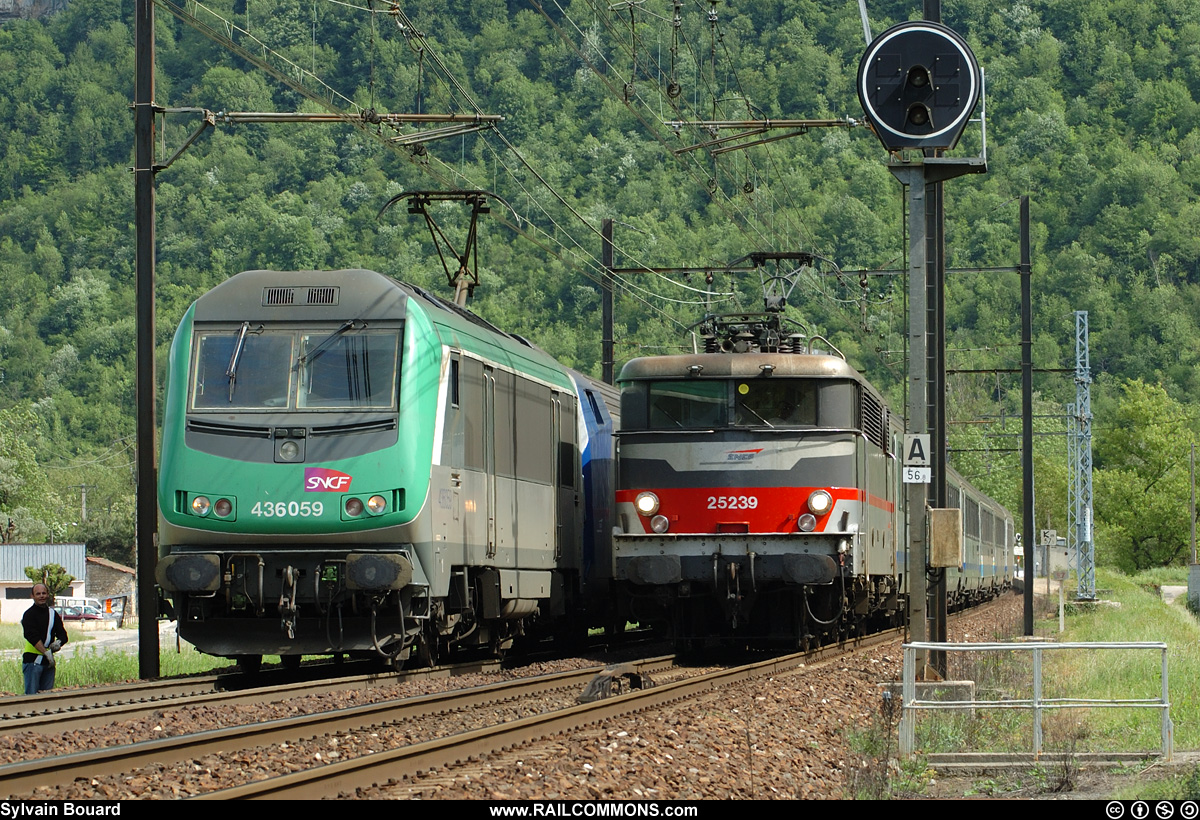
left=156, top=269, right=616, bottom=669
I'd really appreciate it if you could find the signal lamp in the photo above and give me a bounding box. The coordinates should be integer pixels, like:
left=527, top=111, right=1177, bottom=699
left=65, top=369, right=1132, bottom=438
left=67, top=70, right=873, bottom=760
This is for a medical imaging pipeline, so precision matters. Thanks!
left=345, top=498, right=364, bottom=517
left=907, top=65, right=930, bottom=88
left=191, top=496, right=212, bottom=517
left=907, top=103, right=932, bottom=127
left=367, top=495, right=387, bottom=515
left=650, top=515, right=670, bottom=534
left=214, top=498, right=233, bottom=518
left=856, top=21, right=981, bottom=150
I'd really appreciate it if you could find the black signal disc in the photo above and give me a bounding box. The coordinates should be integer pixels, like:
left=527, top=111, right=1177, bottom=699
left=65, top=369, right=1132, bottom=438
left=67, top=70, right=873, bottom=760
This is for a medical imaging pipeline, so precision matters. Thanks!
left=857, top=21, right=981, bottom=151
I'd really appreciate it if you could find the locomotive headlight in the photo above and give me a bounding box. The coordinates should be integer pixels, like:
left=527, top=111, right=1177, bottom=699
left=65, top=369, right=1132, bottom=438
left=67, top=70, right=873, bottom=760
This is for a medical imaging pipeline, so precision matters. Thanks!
left=345, top=497, right=365, bottom=517
left=797, top=513, right=817, bottom=532
left=634, top=492, right=660, bottom=516
left=278, top=440, right=300, bottom=461
left=807, top=490, right=833, bottom=516
left=650, top=514, right=670, bottom=534
left=367, top=495, right=387, bottom=515
left=214, top=498, right=233, bottom=518
left=191, top=496, right=212, bottom=517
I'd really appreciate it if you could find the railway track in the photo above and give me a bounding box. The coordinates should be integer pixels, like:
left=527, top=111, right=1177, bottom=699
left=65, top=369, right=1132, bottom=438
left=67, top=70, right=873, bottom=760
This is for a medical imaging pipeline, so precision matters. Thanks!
left=0, top=622, right=911, bottom=800
left=0, top=659, right=506, bottom=736
left=197, top=630, right=903, bottom=799
left=0, top=674, right=227, bottom=722
left=0, top=627, right=664, bottom=736
left=214, top=629, right=904, bottom=799
left=0, top=655, right=676, bottom=799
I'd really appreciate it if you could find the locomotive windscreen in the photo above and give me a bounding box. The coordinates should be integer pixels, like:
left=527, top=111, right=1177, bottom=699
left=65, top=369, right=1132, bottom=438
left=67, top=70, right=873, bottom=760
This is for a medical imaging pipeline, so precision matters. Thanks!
left=630, top=378, right=838, bottom=430
left=733, top=380, right=817, bottom=427
left=190, top=325, right=402, bottom=411
left=648, top=380, right=725, bottom=428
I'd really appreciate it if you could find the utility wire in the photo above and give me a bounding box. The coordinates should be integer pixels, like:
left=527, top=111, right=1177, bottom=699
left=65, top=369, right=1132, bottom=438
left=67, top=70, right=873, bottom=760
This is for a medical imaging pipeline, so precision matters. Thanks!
left=583, top=0, right=812, bottom=249
left=348, top=2, right=740, bottom=313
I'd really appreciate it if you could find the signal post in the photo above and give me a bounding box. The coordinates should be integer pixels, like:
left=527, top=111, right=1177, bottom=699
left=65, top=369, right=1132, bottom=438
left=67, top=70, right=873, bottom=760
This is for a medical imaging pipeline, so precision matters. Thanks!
left=857, top=21, right=985, bottom=674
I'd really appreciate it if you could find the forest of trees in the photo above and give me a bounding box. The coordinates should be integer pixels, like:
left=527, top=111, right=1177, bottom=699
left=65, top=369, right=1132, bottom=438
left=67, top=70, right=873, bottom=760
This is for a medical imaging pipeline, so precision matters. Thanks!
left=0, top=0, right=1197, bottom=571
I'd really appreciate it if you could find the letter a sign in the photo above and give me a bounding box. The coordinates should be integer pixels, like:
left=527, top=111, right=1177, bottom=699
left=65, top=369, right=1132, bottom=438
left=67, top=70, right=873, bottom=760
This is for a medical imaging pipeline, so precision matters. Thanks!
left=904, top=434, right=931, bottom=467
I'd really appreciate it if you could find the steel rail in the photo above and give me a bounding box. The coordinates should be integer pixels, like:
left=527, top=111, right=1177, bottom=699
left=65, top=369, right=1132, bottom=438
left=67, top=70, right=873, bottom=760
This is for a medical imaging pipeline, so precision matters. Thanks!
left=195, top=632, right=902, bottom=800
left=0, top=674, right=224, bottom=721
left=0, top=658, right=508, bottom=734
left=0, top=657, right=673, bottom=799
left=0, top=633, right=659, bottom=732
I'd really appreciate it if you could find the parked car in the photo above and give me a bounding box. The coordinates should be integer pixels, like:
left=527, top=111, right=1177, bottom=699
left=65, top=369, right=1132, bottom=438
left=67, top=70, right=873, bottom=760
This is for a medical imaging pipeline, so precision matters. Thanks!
left=61, top=605, right=104, bottom=621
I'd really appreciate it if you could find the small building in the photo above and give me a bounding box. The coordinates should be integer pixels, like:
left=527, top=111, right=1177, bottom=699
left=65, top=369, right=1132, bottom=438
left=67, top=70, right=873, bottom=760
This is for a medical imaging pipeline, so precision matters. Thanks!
left=0, top=543, right=86, bottom=623
left=85, top=555, right=136, bottom=623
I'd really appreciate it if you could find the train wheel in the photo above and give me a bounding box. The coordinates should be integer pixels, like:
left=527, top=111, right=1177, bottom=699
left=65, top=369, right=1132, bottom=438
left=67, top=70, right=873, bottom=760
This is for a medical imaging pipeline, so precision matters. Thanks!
left=416, top=633, right=438, bottom=668
left=236, top=654, right=262, bottom=674
left=489, top=631, right=509, bottom=660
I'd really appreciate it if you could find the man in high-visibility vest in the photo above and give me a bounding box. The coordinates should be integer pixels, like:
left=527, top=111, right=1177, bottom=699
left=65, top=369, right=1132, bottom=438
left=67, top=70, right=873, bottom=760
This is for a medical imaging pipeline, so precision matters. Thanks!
left=22, top=584, right=68, bottom=696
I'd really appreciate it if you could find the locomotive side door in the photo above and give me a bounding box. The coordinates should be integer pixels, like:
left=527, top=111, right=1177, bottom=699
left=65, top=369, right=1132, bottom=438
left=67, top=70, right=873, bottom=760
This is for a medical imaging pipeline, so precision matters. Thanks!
left=553, top=392, right=580, bottom=568
left=459, top=356, right=488, bottom=556
left=449, top=353, right=464, bottom=533
left=484, top=365, right=498, bottom=557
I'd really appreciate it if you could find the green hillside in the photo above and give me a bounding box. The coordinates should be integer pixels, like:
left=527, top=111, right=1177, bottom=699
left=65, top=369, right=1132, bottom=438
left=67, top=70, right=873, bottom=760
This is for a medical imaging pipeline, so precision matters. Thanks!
left=0, top=0, right=1196, bottom=570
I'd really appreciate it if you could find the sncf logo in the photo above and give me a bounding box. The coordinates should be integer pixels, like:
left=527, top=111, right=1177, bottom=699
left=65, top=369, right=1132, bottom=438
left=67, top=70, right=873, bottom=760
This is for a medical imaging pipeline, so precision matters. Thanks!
left=304, top=467, right=353, bottom=492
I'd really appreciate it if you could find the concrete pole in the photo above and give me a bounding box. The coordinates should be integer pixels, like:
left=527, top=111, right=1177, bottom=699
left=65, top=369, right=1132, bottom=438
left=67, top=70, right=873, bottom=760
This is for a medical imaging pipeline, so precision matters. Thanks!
left=893, top=165, right=928, bottom=666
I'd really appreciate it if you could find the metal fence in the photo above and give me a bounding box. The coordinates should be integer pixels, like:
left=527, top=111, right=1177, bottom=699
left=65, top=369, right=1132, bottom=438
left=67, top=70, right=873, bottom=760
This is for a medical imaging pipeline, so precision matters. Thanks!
left=900, top=641, right=1172, bottom=760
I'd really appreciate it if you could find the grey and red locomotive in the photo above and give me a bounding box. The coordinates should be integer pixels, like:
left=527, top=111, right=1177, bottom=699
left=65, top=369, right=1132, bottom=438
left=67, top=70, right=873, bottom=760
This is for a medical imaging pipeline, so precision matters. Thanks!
left=609, top=311, right=1013, bottom=650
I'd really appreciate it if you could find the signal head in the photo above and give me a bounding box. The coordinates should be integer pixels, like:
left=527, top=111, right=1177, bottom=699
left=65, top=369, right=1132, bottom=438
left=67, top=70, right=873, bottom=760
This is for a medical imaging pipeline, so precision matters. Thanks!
left=857, top=21, right=981, bottom=151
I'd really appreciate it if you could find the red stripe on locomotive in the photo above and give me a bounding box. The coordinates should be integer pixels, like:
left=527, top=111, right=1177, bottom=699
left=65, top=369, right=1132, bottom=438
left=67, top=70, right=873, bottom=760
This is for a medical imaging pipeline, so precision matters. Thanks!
left=617, top=486, right=893, bottom=534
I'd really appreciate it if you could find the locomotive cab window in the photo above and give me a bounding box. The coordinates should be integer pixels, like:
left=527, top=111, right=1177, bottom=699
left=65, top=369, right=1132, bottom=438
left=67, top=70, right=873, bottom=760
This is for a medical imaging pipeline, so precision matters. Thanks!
left=298, top=330, right=400, bottom=409
left=190, top=325, right=401, bottom=412
left=733, top=380, right=817, bottom=427
left=647, top=380, right=726, bottom=428
left=622, top=377, right=856, bottom=430
left=192, top=328, right=295, bottom=410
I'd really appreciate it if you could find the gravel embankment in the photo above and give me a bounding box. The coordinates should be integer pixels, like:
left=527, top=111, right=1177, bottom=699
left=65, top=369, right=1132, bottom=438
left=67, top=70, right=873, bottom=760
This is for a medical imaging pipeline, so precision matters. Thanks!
left=2, top=593, right=1025, bottom=800
left=372, top=594, right=1026, bottom=800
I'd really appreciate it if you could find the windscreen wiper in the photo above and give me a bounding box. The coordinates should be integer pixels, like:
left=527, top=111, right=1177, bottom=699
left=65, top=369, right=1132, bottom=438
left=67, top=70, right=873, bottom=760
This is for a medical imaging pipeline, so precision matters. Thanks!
left=225, top=322, right=251, bottom=402
left=298, top=320, right=365, bottom=368
left=738, top=404, right=774, bottom=427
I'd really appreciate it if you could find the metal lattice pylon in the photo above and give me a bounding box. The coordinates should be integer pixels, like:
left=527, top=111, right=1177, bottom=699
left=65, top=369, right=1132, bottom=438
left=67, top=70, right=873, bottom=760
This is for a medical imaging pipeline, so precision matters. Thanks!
left=1069, top=311, right=1096, bottom=600
left=1067, top=401, right=1077, bottom=579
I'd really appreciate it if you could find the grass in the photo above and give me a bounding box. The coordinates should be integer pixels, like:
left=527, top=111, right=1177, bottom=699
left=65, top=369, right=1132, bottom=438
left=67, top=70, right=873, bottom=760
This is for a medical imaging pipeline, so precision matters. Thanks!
left=1129, top=566, right=1190, bottom=587
left=1046, top=569, right=1200, bottom=752
left=849, top=567, right=1200, bottom=798
left=1, top=621, right=238, bottom=695
left=906, top=569, right=1200, bottom=757
left=1115, top=761, right=1200, bottom=800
